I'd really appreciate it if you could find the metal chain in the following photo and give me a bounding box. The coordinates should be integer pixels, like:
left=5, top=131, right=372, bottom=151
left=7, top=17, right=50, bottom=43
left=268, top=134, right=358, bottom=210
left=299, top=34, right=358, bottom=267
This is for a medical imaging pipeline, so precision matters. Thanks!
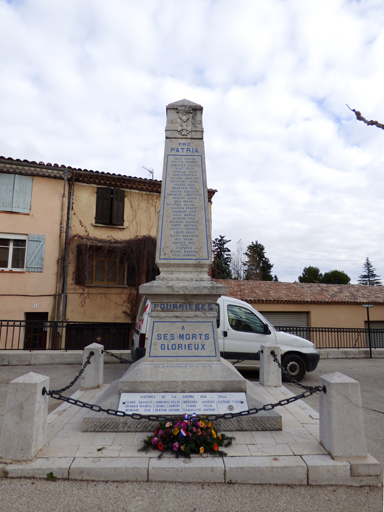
left=45, top=351, right=94, bottom=395
left=231, top=350, right=263, bottom=366
left=102, top=350, right=132, bottom=364
left=271, top=351, right=323, bottom=392
left=42, top=384, right=325, bottom=422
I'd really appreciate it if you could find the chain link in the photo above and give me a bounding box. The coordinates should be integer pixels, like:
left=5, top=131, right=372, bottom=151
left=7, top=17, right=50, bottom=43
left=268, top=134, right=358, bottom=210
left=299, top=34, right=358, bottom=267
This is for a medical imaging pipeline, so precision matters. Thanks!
left=231, top=349, right=263, bottom=366
left=270, top=351, right=324, bottom=392
left=41, top=348, right=325, bottom=422
left=42, top=383, right=325, bottom=422
left=102, top=350, right=132, bottom=364
left=45, top=351, right=94, bottom=395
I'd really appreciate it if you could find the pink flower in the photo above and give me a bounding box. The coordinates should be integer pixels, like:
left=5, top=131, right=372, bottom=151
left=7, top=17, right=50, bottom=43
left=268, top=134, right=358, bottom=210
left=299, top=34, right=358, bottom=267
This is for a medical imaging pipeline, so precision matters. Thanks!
left=173, top=442, right=179, bottom=451
left=196, top=422, right=201, bottom=428
left=158, top=429, right=164, bottom=438
left=151, top=437, right=158, bottom=445
left=201, top=431, right=207, bottom=437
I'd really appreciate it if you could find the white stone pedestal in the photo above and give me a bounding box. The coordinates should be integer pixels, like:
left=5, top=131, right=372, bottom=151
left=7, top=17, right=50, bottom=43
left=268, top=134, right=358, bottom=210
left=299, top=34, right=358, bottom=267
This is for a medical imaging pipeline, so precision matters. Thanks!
left=320, top=372, right=367, bottom=458
left=260, top=345, right=282, bottom=387
left=0, top=372, right=49, bottom=460
left=80, top=342, right=104, bottom=389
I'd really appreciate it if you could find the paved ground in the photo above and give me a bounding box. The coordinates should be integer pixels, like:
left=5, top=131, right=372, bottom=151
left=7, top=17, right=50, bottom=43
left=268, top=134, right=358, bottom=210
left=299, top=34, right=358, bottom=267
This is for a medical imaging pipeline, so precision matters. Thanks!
left=0, top=359, right=383, bottom=512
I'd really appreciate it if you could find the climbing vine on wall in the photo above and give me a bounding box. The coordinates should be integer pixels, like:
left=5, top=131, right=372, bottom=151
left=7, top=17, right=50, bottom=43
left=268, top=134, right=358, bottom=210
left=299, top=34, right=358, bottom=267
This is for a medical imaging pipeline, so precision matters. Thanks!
left=70, top=234, right=159, bottom=317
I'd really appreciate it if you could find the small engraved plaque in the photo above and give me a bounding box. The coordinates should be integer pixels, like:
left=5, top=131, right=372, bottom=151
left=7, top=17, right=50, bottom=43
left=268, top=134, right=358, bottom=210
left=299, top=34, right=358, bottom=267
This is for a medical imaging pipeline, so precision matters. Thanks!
left=118, top=392, right=248, bottom=415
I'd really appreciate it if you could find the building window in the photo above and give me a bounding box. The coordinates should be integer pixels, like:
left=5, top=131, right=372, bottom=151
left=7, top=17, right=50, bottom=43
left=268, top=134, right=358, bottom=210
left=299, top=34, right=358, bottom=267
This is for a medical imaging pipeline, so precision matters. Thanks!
left=76, top=245, right=130, bottom=286
left=95, top=187, right=125, bottom=226
left=0, top=234, right=45, bottom=272
left=0, top=174, right=33, bottom=213
left=0, top=235, right=27, bottom=270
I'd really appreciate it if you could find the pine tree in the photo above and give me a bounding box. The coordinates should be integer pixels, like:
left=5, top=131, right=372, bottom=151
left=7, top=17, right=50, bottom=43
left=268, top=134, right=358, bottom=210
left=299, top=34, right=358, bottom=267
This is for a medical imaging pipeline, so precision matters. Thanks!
left=358, top=258, right=382, bottom=286
left=243, top=241, right=274, bottom=281
left=212, top=235, right=232, bottom=279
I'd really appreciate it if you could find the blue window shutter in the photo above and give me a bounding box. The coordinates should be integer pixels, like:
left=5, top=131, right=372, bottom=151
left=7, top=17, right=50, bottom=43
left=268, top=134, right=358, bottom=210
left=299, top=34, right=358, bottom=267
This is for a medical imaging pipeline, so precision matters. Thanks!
left=12, top=175, right=33, bottom=213
left=26, top=235, right=45, bottom=272
left=0, top=174, right=15, bottom=211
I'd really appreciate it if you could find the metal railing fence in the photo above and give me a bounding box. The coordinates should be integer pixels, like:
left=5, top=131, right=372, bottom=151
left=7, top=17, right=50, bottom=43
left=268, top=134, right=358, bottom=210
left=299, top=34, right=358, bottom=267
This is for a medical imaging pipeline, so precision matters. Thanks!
left=277, top=326, right=384, bottom=349
left=0, top=320, right=132, bottom=351
left=1, top=320, right=384, bottom=351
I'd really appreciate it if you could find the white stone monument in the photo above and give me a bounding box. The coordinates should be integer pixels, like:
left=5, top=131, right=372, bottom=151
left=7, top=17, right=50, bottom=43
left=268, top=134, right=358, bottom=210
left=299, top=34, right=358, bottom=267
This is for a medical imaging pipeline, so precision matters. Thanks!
left=82, top=100, right=281, bottom=432
left=118, top=100, right=245, bottom=393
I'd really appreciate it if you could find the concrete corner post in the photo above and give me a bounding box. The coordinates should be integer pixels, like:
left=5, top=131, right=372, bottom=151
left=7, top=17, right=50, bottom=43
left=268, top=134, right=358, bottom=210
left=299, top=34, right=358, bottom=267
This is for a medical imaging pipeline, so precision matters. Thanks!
left=320, top=372, right=367, bottom=458
left=0, top=372, right=49, bottom=460
left=80, top=342, right=104, bottom=389
left=260, top=345, right=282, bottom=387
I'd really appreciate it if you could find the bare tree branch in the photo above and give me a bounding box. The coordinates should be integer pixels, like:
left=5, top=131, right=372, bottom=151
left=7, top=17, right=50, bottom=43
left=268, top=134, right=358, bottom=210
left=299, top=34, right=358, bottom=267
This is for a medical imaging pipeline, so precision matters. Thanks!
left=347, top=104, right=384, bottom=130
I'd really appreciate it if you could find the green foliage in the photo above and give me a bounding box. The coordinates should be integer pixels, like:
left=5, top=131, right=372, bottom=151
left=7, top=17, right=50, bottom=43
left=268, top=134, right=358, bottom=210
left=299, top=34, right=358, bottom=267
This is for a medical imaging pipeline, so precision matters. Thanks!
left=243, top=241, right=274, bottom=281
left=298, top=266, right=351, bottom=284
left=322, top=270, right=351, bottom=285
left=358, top=258, right=382, bottom=286
left=298, top=266, right=323, bottom=283
left=46, top=472, right=58, bottom=482
left=212, top=235, right=232, bottom=279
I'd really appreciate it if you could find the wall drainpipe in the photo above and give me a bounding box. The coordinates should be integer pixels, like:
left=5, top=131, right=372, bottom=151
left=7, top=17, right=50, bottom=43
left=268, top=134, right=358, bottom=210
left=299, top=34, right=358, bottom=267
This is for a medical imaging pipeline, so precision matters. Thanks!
left=61, top=172, right=75, bottom=323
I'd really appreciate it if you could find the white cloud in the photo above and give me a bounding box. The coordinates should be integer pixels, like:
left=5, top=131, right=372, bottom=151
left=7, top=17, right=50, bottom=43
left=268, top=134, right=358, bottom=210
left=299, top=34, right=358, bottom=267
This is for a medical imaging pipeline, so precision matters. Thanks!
left=0, top=0, right=384, bottom=283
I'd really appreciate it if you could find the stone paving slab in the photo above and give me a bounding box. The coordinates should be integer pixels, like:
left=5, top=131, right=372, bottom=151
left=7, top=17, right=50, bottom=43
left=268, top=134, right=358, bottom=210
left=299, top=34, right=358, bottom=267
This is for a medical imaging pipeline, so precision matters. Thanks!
left=0, top=383, right=382, bottom=486
left=224, top=456, right=308, bottom=485
left=69, top=457, right=148, bottom=482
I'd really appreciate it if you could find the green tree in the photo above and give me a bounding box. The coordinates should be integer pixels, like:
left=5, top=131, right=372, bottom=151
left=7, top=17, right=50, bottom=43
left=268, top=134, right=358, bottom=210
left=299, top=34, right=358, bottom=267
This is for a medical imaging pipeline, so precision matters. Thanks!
left=243, top=241, right=274, bottom=281
left=358, top=258, right=382, bottom=286
left=322, top=270, right=351, bottom=285
left=298, top=266, right=323, bottom=283
left=212, top=235, right=232, bottom=279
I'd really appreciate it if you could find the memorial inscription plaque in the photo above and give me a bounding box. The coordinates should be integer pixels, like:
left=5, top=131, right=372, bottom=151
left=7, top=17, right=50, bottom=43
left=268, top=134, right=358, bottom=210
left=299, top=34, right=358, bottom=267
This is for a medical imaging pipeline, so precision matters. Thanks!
left=118, top=392, right=248, bottom=416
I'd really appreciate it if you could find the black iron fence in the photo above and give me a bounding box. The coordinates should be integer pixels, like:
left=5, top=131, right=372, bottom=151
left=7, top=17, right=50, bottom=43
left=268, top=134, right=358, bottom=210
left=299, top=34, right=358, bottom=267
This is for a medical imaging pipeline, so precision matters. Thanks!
left=0, top=320, right=133, bottom=351
left=1, top=320, right=384, bottom=351
left=277, top=326, right=384, bottom=349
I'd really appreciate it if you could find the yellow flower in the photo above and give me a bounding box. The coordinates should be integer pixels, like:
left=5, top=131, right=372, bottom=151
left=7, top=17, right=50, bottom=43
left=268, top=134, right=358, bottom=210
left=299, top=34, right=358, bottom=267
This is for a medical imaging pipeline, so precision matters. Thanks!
left=212, top=430, right=217, bottom=438
left=200, top=421, right=205, bottom=427
left=173, top=427, right=179, bottom=435
left=200, top=446, right=204, bottom=454
left=207, top=422, right=212, bottom=428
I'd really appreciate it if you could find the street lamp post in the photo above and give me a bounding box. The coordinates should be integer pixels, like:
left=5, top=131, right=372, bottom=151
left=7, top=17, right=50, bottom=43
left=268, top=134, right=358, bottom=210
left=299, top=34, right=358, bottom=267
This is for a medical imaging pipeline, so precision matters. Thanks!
left=363, top=304, right=374, bottom=359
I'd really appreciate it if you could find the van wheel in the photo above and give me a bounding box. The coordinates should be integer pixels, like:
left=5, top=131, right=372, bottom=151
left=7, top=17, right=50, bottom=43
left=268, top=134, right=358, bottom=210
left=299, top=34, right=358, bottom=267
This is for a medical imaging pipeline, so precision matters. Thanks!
left=281, top=354, right=306, bottom=382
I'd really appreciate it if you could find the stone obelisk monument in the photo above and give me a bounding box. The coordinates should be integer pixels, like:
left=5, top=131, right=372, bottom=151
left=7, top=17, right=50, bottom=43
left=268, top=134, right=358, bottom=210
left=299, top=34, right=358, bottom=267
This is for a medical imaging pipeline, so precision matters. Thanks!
left=119, top=99, right=246, bottom=393
left=82, top=100, right=281, bottom=431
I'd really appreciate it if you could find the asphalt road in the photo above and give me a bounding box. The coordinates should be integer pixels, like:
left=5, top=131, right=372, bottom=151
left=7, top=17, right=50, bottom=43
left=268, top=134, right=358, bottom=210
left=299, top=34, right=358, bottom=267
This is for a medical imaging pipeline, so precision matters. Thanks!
left=0, top=358, right=383, bottom=512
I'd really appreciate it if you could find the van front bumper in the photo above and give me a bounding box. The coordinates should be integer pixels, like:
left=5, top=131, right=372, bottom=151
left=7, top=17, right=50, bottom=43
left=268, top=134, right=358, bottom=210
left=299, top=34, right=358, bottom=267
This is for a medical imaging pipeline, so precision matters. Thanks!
left=307, top=352, right=320, bottom=372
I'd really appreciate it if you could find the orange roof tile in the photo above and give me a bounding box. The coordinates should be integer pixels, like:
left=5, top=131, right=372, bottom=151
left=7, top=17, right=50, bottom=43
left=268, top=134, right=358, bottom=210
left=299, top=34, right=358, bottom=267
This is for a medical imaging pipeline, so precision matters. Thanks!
left=213, top=279, right=384, bottom=305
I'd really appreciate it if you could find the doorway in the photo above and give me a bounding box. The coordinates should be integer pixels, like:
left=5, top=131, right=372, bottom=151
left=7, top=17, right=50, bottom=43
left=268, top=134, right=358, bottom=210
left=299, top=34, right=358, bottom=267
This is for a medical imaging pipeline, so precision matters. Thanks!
left=24, top=312, right=49, bottom=350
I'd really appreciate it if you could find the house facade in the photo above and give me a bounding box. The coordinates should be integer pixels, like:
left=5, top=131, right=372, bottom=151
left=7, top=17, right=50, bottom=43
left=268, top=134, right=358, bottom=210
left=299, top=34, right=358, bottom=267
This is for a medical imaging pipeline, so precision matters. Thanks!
left=0, top=157, right=216, bottom=350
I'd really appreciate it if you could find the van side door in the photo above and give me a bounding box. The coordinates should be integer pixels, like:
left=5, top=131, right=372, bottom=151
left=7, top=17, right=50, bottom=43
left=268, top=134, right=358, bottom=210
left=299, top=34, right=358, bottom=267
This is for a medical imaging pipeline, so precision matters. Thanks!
left=222, top=300, right=276, bottom=361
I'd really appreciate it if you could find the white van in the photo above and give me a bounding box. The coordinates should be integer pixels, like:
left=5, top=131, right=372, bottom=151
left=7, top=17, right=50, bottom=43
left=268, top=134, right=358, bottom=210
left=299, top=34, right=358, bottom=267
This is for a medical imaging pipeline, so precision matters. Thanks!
left=132, top=295, right=320, bottom=382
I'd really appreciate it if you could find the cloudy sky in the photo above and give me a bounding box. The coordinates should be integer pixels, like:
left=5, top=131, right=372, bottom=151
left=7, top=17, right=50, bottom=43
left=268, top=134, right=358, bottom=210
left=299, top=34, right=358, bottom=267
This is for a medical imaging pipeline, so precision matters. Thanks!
left=1, top=0, right=384, bottom=283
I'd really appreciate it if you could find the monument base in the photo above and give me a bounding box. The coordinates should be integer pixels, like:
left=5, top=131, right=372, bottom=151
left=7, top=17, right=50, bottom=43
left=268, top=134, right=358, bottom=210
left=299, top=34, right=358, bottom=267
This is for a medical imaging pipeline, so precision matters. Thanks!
left=118, top=357, right=246, bottom=394
left=81, top=366, right=282, bottom=433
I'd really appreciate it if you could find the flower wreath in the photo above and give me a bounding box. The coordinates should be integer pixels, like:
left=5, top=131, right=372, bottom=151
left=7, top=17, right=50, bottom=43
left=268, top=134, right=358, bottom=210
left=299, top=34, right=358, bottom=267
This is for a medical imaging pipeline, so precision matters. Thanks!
left=139, top=414, right=235, bottom=458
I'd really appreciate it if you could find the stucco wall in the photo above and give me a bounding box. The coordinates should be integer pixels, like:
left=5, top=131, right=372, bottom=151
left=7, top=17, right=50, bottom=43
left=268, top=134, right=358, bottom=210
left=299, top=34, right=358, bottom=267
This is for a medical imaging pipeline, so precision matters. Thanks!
left=65, top=183, right=160, bottom=323
left=254, top=302, right=384, bottom=329
left=0, top=175, right=63, bottom=322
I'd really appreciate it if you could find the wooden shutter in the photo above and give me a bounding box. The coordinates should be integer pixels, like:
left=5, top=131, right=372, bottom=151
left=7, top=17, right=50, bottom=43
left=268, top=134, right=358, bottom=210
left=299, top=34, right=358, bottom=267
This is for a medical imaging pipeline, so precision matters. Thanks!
left=95, top=187, right=112, bottom=224
left=0, top=174, right=15, bottom=211
left=111, top=188, right=125, bottom=226
left=26, top=235, right=45, bottom=272
left=12, top=175, right=33, bottom=213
